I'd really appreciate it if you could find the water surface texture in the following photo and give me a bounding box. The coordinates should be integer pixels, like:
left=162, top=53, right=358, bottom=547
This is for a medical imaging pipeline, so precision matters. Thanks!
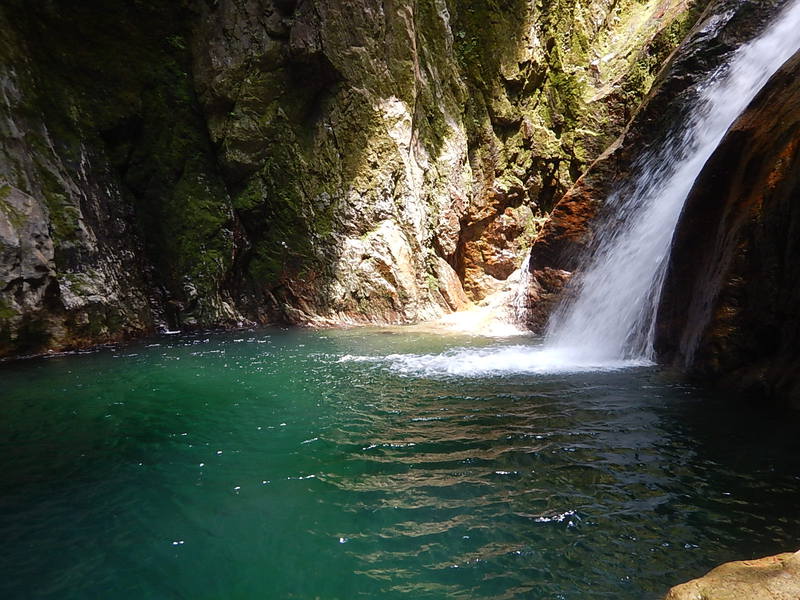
left=2, top=329, right=799, bottom=599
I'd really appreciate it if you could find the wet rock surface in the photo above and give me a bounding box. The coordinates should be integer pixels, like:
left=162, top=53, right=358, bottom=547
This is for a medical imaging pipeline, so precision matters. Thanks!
left=656, top=48, right=800, bottom=408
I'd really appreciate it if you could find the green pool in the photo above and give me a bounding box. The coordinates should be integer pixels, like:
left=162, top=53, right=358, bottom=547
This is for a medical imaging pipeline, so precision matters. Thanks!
left=1, top=328, right=798, bottom=599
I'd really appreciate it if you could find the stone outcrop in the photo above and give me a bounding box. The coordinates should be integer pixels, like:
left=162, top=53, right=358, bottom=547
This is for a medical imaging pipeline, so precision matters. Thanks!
left=656, top=48, right=800, bottom=408
left=521, top=0, right=790, bottom=332
left=665, top=551, right=800, bottom=600
left=446, top=0, right=702, bottom=301
left=0, top=0, right=699, bottom=357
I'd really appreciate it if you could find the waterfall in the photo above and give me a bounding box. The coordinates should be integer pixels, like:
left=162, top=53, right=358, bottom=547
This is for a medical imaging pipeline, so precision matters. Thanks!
left=359, top=0, right=800, bottom=379
left=544, top=0, right=800, bottom=363
left=512, top=250, right=533, bottom=325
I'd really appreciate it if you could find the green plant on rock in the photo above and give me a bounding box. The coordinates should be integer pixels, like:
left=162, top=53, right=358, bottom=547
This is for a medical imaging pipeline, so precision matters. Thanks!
left=0, top=297, right=17, bottom=321
left=38, top=169, right=81, bottom=249
left=0, top=185, right=26, bottom=229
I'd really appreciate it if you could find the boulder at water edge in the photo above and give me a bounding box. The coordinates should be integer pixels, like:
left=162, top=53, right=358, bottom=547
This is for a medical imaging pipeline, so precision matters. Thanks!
left=665, top=550, right=800, bottom=600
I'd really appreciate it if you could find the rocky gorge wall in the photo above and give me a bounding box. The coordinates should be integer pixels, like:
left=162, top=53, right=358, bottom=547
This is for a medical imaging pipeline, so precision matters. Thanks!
left=0, top=0, right=699, bottom=357
left=520, top=0, right=792, bottom=332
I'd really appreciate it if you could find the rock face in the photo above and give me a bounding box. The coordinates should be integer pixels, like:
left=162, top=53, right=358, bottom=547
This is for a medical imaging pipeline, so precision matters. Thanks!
left=0, top=0, right=699, bottom=356
left=655, top=48, right=800, bottom=408
left=521, top=0, right=789, bottom=332
left=443, top=0, right=701, bottom=301
left=665, top=551, right=800, bottom=600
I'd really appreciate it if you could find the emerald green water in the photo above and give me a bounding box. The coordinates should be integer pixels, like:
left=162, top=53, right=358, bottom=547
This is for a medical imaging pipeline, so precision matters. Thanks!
left=1, top=328, right=799, bottom=599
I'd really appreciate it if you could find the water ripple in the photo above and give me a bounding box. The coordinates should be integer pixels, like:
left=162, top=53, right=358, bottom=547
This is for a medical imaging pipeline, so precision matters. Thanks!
left=1, top=328, right=799, bottom=600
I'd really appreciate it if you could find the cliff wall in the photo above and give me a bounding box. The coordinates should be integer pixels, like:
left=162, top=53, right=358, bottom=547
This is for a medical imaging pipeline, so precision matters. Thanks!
left=0, top=0, right=698, bottom=356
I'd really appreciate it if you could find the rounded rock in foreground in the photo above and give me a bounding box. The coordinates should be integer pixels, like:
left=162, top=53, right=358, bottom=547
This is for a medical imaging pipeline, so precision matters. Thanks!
left=665, top=550, right=800, bottom=600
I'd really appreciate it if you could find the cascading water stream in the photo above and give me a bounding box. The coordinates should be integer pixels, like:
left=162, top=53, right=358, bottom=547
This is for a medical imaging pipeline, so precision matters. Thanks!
left=544, top=0, right=800, bottom=364
left=512, top=251, right=533, bottom=324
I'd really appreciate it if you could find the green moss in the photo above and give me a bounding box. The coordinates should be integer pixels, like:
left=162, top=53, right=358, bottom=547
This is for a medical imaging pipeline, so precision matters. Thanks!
left=648, top=1, right=707, bottom=64
left=447, top=0, right=594, bottom=206
left=0, top=184, right=26, bottom=229
left=13, top=315, right=51, bottom=352
left=425, top=273, right=439, bottom=293
left=407, top=0, right=467, bottom=157
left=0, top=297, right=17, bottom=321
left=454, top=30, right=480, bottom=68
left=1, top=0, right=236, bottom=313
left=452, top=0, right=703, bottom=219
left=545, top=66, right=585, bottom=127
left=232, top=124, right=317, bottom=285
left=61, top=271, right=96, bottom=296
left=449, top=0, right=529, bottom=84
left=39, top=169, right=81, bottom=247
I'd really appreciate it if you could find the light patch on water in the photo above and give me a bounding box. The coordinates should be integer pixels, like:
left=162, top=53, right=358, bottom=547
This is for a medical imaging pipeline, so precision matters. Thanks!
left=338, top=345, right=652, bottom=377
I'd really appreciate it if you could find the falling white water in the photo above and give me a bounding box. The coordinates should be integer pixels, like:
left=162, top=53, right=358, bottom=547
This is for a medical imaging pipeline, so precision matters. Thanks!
left=544, top=0, right=800, bottom=364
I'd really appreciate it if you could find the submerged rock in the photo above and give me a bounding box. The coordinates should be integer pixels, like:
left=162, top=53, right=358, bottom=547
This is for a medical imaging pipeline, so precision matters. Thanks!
left=665, top=551, right=800, bottom=600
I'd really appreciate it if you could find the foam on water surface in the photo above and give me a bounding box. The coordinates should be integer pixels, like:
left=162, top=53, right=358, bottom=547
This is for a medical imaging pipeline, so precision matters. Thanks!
left=339, top=344, right=653, bottom=377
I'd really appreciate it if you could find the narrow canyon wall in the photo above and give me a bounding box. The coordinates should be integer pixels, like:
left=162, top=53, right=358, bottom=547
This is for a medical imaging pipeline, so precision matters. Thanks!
left=655, top=49, right=800, bottom=408
left=0, top=0, right=698, bottom=356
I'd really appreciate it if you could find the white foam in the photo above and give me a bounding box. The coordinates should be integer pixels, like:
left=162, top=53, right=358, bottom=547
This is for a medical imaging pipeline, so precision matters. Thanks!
left=338, top=345, right=652, bottom=378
